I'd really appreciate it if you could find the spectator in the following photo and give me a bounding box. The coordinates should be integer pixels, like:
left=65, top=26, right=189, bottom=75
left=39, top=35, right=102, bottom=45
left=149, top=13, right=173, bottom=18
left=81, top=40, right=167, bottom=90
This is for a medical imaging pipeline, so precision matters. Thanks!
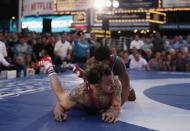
left=0, top=39, right=11, bottom=70
left=130, top=35, right=144, bottom=50
left=72, top=31, right=90, bottom=66
left=14, top=35, right=32, bottom=77
left=152, top=32, right=164, bottom=52
left=129, top=51, right=149, bottom=71
left=54, top=32, right=72, bottom=66
left=149, top=52, right=164, bottom=71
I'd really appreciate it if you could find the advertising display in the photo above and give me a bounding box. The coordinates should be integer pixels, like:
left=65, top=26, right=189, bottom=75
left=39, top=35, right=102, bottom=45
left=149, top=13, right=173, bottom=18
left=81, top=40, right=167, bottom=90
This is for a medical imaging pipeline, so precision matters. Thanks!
left=21, top=16, right=73, bottom=32
left=162, top=0, right=190, bottom=8
left=94, top=10, right=166, bottom=24
left=119, top=0, right=159, bottom=9
left=98, top=12, right=147, bottom=20
left=56, top=0, right=93, bottom=11
left=23, top=0, right=54, bottom=16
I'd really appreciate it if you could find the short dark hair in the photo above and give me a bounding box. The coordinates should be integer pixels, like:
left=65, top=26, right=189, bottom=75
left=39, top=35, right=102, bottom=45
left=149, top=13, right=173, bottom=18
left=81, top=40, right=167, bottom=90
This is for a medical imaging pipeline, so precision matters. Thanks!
left=85, top=63, right=112, bottom=84
left=94, top=46, right=111, bottom=61
left=77, top=31, right=84, bottom=37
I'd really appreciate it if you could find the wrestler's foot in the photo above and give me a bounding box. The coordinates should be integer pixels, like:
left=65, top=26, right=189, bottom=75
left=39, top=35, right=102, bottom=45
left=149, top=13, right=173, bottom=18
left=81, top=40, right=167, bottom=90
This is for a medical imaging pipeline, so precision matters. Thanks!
left=128, top=88, right=136, bottom=101
left=36, top=56, right=53, bottom=71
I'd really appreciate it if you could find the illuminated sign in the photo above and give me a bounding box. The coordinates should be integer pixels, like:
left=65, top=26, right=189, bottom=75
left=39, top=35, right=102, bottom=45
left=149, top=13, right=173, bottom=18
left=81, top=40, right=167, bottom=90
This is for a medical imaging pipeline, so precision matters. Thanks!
left=55, top=0, right=93, bottom=11
left=23, top=0, right=54, bottom=16
left=94, top=10, right=166, bottom=25
left=55, top=11, right=87, bottom=24
left=98, top=12, right=147, bottom=20
left=21, top=16, right=73, bottom=32
left=162, top=0, right=190, bottom=8
left=160, top=24, right=190, bottom=30
left=119, top=0, right=160, bottom=9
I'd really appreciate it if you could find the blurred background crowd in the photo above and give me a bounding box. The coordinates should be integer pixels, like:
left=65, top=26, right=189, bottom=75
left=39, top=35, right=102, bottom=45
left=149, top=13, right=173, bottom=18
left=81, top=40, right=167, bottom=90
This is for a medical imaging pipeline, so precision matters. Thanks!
left=1, top=30, right=190, bottom=78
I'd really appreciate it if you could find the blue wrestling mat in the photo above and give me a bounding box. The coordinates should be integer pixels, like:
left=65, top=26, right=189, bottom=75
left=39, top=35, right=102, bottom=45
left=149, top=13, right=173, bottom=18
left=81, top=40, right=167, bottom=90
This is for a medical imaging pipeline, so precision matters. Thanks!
left=0, top=71, right=190, bottom=131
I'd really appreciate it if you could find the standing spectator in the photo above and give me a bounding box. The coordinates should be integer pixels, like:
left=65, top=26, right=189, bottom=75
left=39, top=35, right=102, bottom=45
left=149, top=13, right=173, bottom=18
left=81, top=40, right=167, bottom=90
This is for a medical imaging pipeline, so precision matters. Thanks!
left=142, top=37, right=153, bottom=52
left=33, top=36, right=44, bottom=61
left=89, top=33, right=101, bottom=58
left=0, top=37, right=11, bottom=70
left=152, top=32, right=164, bottom=52
left=54, top=32, right=72, bottom=66
left=42, top=35, right=54, bottom=60
left=130, top=35, right=144, bottom=50
left=72, top=31, right=90, bottom=66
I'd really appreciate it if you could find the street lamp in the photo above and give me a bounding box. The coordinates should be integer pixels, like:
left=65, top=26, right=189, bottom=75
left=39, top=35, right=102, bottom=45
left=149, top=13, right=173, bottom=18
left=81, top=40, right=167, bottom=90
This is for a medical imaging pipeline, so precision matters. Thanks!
left=94, top=0, right=105, bottom=11
left=112, top=0, right=119, bottom=8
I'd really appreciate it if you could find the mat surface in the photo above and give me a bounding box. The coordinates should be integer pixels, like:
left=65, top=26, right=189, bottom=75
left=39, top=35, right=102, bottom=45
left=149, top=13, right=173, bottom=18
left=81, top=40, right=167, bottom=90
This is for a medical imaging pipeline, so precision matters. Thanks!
left=0, top=71, right=190, bottom=131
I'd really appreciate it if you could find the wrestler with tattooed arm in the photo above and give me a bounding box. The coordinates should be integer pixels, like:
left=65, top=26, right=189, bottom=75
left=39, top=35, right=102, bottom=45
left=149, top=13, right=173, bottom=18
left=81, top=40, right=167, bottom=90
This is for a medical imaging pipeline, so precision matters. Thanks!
left=38, top=57, right=122, bottom=123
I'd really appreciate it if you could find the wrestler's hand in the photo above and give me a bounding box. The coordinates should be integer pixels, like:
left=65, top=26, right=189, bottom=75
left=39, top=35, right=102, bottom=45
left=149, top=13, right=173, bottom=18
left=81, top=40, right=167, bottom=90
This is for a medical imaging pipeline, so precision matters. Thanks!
left=102, top=111, right=118, bottom=123
left=53, top=104, right=67, bottom=122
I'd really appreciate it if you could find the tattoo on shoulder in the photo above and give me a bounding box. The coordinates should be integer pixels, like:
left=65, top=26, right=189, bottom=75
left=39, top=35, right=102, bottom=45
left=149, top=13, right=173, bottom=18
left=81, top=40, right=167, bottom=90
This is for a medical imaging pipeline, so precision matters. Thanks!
left=68, top=87, right=84, bottom=102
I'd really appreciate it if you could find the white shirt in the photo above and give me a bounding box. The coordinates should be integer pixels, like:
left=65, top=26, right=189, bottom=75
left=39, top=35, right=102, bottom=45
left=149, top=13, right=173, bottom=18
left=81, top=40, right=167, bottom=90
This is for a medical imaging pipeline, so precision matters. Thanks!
left=54, top=40, right=72, bottom=58
left=0, top=41, right=10, bottom=66
left=0, top=41, right=7, bottom=57
left=129, top=57, right=148, bottom=70
left=130, top=40, right=144, bottom=50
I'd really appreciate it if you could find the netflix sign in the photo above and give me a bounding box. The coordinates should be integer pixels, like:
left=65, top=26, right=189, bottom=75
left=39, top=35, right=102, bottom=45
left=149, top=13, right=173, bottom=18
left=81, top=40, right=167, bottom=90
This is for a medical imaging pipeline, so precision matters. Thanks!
left=23, top=0, right=54, bottom=16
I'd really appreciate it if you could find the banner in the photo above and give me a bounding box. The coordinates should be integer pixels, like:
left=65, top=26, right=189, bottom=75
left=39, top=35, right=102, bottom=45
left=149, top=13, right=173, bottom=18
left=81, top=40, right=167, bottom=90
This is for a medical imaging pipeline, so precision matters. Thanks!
left=162, top=0, right=190, bottom=8
left=23, top=0, right=54, bottom=16
left=56, top=0, right=93, bottom=11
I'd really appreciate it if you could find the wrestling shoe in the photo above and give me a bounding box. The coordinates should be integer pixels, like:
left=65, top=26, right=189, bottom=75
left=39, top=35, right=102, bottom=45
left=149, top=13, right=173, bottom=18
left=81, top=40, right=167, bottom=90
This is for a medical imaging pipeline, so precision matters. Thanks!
left=36, top=56, right=53, bottom=71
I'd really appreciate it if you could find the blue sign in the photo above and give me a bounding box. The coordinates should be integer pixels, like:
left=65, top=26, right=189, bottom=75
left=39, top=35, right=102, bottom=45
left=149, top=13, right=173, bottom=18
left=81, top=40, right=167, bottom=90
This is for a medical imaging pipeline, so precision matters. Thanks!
left=21, top=15, right=73, bottom=32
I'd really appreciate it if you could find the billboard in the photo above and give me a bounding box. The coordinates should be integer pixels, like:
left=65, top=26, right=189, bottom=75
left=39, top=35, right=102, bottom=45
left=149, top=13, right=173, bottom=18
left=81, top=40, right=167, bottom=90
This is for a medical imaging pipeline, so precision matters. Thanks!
left=162, top=0, right=190, bottom=8
left=21, top=16, right=73, bottom=32
left=119, top=0, right=159, bottom=9
left=23, top=0, right=54, bottom=16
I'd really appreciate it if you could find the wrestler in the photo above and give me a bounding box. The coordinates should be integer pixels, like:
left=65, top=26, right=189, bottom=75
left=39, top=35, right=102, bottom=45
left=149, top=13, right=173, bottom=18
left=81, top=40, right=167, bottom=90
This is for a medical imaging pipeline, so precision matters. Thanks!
left=87, top=46, right=136, bottom=105
left=72, top=46, right=136, bottom=104
left=38, top=57, right=122, bottom=123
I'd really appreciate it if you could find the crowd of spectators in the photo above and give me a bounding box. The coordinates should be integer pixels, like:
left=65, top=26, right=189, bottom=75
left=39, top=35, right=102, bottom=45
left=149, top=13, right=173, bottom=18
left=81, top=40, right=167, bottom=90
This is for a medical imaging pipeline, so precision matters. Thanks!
left=119, top=33, right=190, bottom=72
left=1, top=30, right=190, bottom=78
left=0, top=31, right=100, bottom=77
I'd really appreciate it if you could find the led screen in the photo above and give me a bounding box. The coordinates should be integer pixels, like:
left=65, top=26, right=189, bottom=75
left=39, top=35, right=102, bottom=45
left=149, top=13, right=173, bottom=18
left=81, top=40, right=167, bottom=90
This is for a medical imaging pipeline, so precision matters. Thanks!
left=21, top=16, right=73, bottom=32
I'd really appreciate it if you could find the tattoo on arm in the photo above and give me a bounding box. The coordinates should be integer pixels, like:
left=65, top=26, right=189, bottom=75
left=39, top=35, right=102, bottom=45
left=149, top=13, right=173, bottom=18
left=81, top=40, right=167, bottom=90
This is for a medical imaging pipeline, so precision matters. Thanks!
left=107, top=79, right=122, bottom=113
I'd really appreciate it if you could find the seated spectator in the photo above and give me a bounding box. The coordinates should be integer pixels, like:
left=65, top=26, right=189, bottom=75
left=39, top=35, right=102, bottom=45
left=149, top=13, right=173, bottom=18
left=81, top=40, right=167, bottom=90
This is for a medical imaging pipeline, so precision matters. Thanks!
left=149, top=52, right=164, bottom=71
left=129, top=51, right=149, bottom=71
left=14, top=35, right=32, bottom=77
left=172, top=51, right=186, bottom=72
